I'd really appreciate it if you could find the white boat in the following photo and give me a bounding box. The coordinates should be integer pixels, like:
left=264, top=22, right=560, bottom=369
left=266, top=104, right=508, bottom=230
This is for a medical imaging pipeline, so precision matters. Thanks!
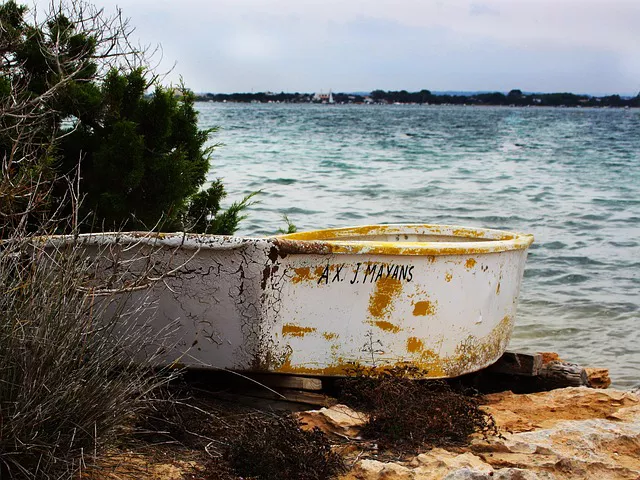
left=313, top=90, right=335, bottom=104
left=53, top=224, right=533, bottom=378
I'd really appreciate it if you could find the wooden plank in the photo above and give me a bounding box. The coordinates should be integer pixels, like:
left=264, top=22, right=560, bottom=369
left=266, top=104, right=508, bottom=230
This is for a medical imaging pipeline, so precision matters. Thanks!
left=538, top=361, right=588, bottom=389
left=279, top=389, right=337, bottom=407
left=208, top=390, right=320, bottom=412
left=245, top=373, right=323, bottom=391
left=486, top=351, right=543, bottom=376
left=240, top=387, right=337, bottom=407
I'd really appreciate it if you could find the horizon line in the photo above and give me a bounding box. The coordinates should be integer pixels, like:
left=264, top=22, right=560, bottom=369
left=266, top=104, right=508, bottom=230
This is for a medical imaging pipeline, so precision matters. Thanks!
left=194, top=89, right=638, bottom=97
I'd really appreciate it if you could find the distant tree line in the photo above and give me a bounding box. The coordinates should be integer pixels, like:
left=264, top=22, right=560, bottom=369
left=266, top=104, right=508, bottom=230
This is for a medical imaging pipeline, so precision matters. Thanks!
left=196, top=89, right=640, bottom=108
left=198, top=92, right=313, bottom=103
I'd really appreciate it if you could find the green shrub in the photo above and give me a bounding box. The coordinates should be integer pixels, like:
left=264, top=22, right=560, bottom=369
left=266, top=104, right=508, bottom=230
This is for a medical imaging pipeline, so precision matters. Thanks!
left=1, top=0, right=251, bottom=236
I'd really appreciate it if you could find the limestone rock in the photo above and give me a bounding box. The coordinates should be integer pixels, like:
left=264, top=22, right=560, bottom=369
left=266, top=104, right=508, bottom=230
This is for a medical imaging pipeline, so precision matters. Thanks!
left=471, top=414, right=640, bottom=478
left=409, top=449, right=493, bottom=474
left=585, top=367, right=612, bottom=389
left=297, top=403, right=368, bottom=438
left=492, top=469, right=550, bottom=480
left=344, top=459, right=415, bottom=479
left=443, top=468, right=547, bottom=480
left=482, top=386, right=640, bottom=433
left=343, top=388, right=640, bottom=480
left=441, top=468, right=492, bottom=480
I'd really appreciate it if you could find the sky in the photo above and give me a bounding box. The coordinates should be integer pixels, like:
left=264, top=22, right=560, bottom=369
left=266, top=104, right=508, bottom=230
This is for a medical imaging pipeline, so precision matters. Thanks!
left=58, top=0, right=640, bottom=94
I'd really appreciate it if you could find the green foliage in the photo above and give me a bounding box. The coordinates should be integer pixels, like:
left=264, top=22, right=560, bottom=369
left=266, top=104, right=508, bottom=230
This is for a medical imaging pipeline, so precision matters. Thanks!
left=277, top=214, right=298, bottom=234
left=182, top=180, right=259, bottom=235
left=59, top=71, right=220, bottom=231
left=185, top=179, right=227, bottom=233
left=207, top=190, right=259, bottom=235
left=1, top=0, right=251, bottom=236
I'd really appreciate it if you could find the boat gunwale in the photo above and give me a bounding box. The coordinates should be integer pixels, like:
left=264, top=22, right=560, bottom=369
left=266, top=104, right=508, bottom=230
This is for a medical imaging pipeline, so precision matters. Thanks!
left=35, top=224, right=533, bottom=256
left=272, top=223, right=534, bottom=256
left=34, top=232, right=252, bottom=251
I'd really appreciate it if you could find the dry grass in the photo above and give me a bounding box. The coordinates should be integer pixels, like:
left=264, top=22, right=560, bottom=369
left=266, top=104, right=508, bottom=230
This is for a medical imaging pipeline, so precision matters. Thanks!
left=0, top=237, right=177, bottom=479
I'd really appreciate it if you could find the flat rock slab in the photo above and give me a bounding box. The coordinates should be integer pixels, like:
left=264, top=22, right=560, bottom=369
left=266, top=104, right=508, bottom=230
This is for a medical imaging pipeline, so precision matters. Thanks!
left=482, top=386, right=640, bottom=432
left=340, top=387, right=640, bottom=480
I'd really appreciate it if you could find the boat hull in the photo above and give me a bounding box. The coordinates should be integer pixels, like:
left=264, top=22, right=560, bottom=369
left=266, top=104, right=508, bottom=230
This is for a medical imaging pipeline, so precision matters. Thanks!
left=49, top=224, right=533, bottom=378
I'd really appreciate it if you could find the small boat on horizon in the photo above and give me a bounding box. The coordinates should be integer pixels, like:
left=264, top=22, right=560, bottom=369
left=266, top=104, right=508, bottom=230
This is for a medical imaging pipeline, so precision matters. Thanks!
left=313, top=90, right=335, bottom=104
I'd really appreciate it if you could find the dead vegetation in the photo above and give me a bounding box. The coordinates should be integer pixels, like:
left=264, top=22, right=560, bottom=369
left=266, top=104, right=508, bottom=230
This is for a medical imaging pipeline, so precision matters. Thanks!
left=129, top=383, right=347, bottom=480
left=225, top=413, right=346, bottom=480
left=338, top=366, right=500, bottom=452
left=117, top=367, right=499, bottom=478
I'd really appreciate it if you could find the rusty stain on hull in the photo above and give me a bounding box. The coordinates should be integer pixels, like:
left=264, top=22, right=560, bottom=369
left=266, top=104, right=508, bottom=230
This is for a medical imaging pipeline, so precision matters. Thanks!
left=272, top=239, right=532, bottom=257
left=273, top=224, right=533, bottom=257
left=373, top=320, right=401, bottom=333
left=282, top=224, right=392, bottom=241
left=263, top=225, right=528, bottom=378
left=47, top=224, right=532, bottom=380
left=446, top=315, right=513, bottom=377
left=276, top=358, right=432, bottom=377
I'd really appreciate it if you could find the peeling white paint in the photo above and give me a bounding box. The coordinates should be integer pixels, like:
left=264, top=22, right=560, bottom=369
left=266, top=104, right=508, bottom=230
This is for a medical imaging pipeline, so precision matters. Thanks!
left=43, top=224, right=533, bottom=378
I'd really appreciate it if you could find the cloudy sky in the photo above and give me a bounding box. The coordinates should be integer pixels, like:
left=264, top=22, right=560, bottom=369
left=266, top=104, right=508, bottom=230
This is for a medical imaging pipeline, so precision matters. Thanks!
left=89, top=0, right=639, bottom=94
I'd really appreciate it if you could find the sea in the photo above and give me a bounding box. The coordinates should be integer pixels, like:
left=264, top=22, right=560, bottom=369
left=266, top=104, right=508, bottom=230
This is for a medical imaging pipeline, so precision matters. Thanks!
left=197, top=103, right=640, bottom=388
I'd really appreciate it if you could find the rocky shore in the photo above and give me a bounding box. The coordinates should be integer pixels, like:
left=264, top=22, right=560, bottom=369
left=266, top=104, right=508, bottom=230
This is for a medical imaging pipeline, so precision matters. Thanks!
left=310, top=387, right=640, bottom=480
left=94, top=383, right=640, bottom=480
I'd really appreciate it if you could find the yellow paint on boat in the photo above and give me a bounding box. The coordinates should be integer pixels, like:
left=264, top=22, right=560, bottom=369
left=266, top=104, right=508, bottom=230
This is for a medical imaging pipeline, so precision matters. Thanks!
left=406, top=336, right=424, bottom=353
left=367, top=277, right=403, bottom=318
left=412, top=300, right=436, bottom=316
left=282, top=324, right=316, bottom=337
left=372, top=320, right=401, bottom=333
left=291, top=266, right=312, bottom=284
left=45, top=224, right=532, bottom=379
left=274, top=314, right=514, bottom=379
left=275, top=224, right=533, bottom=257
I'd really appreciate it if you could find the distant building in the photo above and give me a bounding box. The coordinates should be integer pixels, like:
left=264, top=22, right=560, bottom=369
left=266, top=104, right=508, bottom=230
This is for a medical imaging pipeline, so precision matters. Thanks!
left=313, top=90, right=334, bottom=103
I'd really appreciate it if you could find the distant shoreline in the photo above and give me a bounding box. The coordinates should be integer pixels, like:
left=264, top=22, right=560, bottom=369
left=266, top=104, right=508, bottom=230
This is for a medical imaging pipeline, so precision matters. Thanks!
left=194, top=89, right=639, bottom=108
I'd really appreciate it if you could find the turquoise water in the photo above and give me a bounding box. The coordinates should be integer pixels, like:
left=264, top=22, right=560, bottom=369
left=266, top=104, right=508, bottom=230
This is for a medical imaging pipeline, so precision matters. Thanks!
left=197, top=103, right=640, bottom=388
